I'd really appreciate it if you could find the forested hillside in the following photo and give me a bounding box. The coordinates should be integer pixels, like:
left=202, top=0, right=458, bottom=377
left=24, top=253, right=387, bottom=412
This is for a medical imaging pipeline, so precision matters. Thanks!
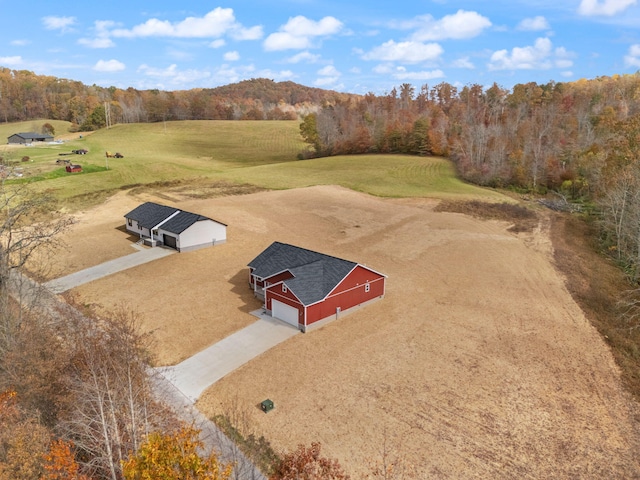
left=3, top=67, right=640, bottom=477
left=4, top=67, right=640, bottom=278
left=0, top=68, right=352, bottom=127
left=298, top=75, right=640, bottom=281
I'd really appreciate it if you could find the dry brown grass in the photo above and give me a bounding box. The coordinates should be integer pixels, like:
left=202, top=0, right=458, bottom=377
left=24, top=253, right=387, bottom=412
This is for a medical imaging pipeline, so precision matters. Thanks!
left=47, top=185, right=640, bottom=478
left=434, top=199, right=539, bottom=233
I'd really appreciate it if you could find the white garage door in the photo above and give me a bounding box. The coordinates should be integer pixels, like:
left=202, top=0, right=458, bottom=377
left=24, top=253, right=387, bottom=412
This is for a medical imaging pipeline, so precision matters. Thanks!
left=272, top=299, right=299, bottom=327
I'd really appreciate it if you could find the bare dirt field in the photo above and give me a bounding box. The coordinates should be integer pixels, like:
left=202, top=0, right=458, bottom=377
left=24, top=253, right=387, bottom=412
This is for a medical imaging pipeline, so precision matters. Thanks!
left=49, top=185, right=640, bottom=478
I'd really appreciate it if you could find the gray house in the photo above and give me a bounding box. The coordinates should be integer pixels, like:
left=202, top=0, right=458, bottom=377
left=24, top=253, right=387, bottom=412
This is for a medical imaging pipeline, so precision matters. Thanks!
left=124, top=202, right=227, bottom=252
left=8, top=132, right=54, bottom=144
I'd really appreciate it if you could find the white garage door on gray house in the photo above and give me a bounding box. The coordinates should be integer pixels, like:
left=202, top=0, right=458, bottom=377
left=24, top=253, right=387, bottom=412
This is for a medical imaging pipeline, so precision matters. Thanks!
left=124, top=202, right=227, bottom=252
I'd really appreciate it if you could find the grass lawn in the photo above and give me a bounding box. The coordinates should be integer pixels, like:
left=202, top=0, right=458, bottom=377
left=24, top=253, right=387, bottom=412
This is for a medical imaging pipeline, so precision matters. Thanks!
left=2, top=119, right=504, bottom=207
left=0, top=119, right=72, bottom=142
left=219, top=154, right=504, bottom=200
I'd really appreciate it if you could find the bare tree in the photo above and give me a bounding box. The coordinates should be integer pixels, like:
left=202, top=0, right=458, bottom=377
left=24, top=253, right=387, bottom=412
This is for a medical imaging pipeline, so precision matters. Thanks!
left=0, top=181, right=75, bottom=474
left=0, top=180, right=72, bottom=322
left=58, top=307, right=161, bottom=480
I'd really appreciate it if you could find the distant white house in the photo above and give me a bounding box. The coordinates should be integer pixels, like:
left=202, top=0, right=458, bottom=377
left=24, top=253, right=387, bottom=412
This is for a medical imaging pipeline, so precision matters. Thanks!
left=124, top=202, right=227, bottom=252
left=8, top=132, right=54, bottom=144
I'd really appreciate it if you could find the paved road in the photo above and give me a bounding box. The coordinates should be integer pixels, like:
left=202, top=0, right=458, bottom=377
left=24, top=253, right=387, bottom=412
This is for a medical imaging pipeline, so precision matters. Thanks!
left=151, top=368, right=266, bottom=479
left=161, top=310, right=300, bottom=402
left=44, top=244, right=175, bottom=293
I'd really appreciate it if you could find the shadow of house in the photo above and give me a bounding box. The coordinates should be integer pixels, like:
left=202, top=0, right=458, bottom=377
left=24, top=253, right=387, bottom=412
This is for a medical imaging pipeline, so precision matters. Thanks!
left=229, top=269, right=263, bottom=315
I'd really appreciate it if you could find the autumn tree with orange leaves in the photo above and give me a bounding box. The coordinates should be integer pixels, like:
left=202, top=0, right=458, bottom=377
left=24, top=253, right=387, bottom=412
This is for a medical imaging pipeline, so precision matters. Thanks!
left=122, top=425, right=233, bottom=480
left=42, top=440, right=90, bottom=480
left=270, top=442, right=349, bottom=480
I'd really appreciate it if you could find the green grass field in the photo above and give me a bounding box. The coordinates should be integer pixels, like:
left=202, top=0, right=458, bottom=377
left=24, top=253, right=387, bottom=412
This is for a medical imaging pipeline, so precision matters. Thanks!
left=1, top=119, right=505, bottom=207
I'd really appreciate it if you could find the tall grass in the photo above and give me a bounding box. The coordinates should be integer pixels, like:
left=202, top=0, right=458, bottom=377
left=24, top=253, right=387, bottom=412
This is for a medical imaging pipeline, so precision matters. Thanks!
left=2, top=119, right=505, bottom=206
left=219, top=154, right=504, bottom=199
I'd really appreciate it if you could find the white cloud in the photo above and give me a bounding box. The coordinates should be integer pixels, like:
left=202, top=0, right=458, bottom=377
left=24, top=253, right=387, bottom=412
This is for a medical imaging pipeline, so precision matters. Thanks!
left=256, top=69, right=294, bottom=80
left=231, top=25, right=263, bottom=41
left=138, top=64, right=212, bottom=86
left=112, top=8, right=260, bottom=39
left=138, top=64, right=179, bottom=77
left=78, top=37, right=115, bottom=48
left=0, top=56, right=23, bottom=66
left=166, top=48, right=194, bottom=61
left=624, top=44, right=640, bottom=67
left=488, top=37, right=573, bottom=70
left=517, top=16, right=550, bottom=31
left=208, top=64, right=293, bottom=85
left=10, top=40, right=29, bottom=46
left=578, top=0, right=637, bottom=16
left=373, top=64, right=394, bottom=74
left=93, top=59, right=125, bottom=72
left=79, top=21, right=118, bottom=49
left=554, top=46, right=575, bottom=68
left=285, top=51, right=321, bottom=63
left=451, top=57, right=475, bottom=69
left=263, top=16, right=343, bottom=51
left=42, top=16, right=76, bottom=32
left=404, top=10, right=491, bottom=41
left=392, top=67, right=445, bottom=81
left=209, top=39, right=226, bottom=48
left=315, top=76, right=340, bottom=86
left=318, top=65, right=340, bottom=76
left=224, top=51, right=240, bottom=61
left=210, top=64, right=255, bottom=85
left=555, top=59, right=574, bottom=68
left=315, top=65, right=341, bottom=86
left=362, top=40, right=443, bottom=63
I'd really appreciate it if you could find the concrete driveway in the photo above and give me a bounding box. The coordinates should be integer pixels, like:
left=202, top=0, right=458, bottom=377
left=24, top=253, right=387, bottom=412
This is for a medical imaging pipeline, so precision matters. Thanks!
left=45, top=243, right=300, bottom=405
left=160, top=311, right=300, bottom=402
left=44, top=244, right=175, bottom=293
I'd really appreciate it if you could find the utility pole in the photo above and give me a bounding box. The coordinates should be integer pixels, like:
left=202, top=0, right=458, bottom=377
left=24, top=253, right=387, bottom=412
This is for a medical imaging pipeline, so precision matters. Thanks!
left=104, top=101, right=112, bottom=129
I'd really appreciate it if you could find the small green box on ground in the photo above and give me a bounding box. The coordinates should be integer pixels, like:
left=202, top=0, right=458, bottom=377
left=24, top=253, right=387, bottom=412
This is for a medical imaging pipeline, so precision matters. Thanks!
left=261, top=399, right=274, bottom=413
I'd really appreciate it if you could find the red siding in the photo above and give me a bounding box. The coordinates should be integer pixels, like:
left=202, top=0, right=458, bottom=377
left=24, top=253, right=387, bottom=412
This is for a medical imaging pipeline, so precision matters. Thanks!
left=306, top=266, right=385, bottom=325
left=250, top=270, right=293, bottom=290
left=265, top=284, right=303, bottom=321
left=265, top=271, right=294, bottom=285
left=252, top=265, right=385, bottom=330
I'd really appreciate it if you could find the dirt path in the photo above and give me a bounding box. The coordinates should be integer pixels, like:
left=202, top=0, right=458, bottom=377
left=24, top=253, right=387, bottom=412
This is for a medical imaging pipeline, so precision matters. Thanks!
left=49, top=185, right=640, bottom=478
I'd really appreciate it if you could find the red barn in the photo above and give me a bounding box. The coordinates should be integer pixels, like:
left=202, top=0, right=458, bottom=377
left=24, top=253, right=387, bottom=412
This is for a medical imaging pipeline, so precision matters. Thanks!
left=248, top=242, right=386, bottom=332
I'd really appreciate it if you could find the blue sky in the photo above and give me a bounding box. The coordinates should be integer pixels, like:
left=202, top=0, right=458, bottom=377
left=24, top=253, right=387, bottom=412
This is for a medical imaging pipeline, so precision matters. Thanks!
left=3, top=0, right=640, bottom=94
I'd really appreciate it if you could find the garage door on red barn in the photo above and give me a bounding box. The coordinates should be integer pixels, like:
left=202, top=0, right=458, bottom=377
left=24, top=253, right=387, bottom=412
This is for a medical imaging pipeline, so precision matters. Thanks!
left=272, top=299, right=299, bottom=327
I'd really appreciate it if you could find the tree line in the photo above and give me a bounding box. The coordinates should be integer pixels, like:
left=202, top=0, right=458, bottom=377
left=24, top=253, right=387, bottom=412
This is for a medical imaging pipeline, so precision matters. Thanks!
left=299, top=74, right=640, bottom=281
left=0, top=69, right=351, bottom=130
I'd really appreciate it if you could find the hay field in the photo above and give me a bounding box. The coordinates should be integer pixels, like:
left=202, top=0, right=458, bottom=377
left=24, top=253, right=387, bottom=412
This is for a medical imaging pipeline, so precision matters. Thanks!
left=2, top=120, right=501, bottom=206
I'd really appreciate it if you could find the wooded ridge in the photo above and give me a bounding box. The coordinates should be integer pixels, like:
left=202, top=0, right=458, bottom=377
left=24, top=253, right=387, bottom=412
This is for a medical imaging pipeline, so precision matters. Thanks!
left=0, top=69, right=353, bottom=126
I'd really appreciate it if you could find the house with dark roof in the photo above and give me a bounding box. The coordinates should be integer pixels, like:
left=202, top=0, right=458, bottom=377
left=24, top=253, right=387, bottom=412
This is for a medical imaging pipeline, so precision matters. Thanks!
left=124, top=202, right=227, bottom=252
left=248, top=242, right=386, bottom=332
left=7, top=132, right=54, bottom=144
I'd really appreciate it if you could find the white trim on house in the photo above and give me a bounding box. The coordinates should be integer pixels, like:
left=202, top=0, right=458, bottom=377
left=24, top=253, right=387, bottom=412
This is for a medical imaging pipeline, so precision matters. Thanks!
left=150, top=210, right=181, bottom=243
left=272, top=299, right=299, bottom=327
